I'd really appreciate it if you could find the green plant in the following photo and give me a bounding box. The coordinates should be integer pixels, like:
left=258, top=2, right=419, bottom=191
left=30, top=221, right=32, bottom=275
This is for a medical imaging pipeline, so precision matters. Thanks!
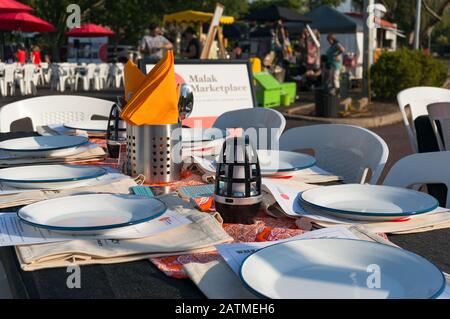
left=371, top=49, right=447, bottom=100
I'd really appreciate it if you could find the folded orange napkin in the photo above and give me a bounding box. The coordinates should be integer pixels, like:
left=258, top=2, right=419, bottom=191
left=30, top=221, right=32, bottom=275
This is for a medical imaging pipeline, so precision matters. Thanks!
left=120, top=51, right=179, bottom=125
left=124, top=60, right=146, bottom=102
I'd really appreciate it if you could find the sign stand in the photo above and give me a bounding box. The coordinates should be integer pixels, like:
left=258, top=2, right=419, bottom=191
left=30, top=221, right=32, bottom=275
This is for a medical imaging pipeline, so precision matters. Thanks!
left=200, top=3, right=225, bottom=59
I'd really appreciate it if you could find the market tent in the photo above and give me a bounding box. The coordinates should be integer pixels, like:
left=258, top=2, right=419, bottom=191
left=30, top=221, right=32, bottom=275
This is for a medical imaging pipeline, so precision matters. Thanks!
left=305, top=5, right=361, bottom=33
left=65, top=23, right=115, bottom=37
left=0, top=11, right=55, bottom=32
left=0, top=0, right=32, bottom=13
left=163, top=10, right=235, bottom=25
left=245, top=5, right=311, bottom=23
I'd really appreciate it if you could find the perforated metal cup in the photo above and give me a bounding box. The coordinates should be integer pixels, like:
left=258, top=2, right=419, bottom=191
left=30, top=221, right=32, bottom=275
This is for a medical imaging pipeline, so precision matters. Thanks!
left=126, top=124, right=182, bottom=183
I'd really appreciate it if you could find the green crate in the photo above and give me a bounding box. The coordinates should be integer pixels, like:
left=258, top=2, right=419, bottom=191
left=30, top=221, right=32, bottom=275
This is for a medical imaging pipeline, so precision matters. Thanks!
left=253, top=72, right=282, bottom=108
left=255, top=86, right=281, bottom=108
left=280, top=82, right=297, bottom=104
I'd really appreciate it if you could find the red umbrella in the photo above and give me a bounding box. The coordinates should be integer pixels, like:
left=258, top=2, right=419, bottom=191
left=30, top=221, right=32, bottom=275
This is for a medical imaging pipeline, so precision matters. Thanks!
left=0, top=0, right=33, bottom=13
left=66, top=23, right=115, bottom=37
left=0, top=11, right=55, bottom=32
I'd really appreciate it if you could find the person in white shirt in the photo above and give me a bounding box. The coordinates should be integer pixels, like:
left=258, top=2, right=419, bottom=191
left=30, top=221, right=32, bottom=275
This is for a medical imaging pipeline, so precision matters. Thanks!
left=139, top=23, right=173, bottom=60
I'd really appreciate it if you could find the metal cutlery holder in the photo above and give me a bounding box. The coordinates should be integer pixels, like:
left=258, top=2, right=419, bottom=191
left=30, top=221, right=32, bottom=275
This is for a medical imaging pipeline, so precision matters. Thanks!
left=126, top=124, right=182, bottom=184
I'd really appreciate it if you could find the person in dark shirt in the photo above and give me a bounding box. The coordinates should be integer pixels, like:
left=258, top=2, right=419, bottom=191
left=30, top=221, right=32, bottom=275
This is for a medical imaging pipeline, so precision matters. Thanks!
left=181, top=27, right=201, bottom=59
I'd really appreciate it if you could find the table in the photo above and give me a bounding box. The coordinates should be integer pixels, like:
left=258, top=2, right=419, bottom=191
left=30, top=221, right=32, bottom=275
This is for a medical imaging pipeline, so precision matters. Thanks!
left=0, top=131, right=449, bottom=298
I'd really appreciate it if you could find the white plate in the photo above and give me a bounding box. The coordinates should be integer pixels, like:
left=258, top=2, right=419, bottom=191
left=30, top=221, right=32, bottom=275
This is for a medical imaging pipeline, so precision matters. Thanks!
left=0, top=135, right=88, bottom=157
left=64, top=120, right=109, bottom=133
left=182, top=128, right=228, bottom=143
left=298, top=184, right=438, bottom=221
left=0, top=165, right=107, bottom=189
left=198, top=150, right=316, bottom=176
left=18, top=194, right=167, bottom=235
left=240, top=239, right=445, bottom=299
left=257, top=150, right=316, bottom=174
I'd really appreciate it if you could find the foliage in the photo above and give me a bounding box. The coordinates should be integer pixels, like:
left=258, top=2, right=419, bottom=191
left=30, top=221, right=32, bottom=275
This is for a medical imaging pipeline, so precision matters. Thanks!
left=353, top=0, right=450, bottom=47
left=19, top=0, right=347, bottom=60
left=248, top=0, right=345, bottom=13
left=371, top=49, right=447, bottom=100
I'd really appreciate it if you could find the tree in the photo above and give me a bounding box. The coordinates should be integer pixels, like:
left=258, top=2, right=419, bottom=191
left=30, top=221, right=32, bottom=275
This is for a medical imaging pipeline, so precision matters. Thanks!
left=23, top=0, right=105, bottom=61
left=353, top=0, right=450, bottom=47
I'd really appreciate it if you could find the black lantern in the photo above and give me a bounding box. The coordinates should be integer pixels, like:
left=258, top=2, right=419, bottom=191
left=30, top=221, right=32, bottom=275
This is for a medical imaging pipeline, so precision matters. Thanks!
left=214, top=136, right=262, bottom=224
left=106, top=97, right=127, bottom=158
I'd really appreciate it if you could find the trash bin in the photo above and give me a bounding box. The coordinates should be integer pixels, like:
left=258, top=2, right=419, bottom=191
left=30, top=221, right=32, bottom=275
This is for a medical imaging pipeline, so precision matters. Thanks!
left=315, top=87, right=339, bottom=117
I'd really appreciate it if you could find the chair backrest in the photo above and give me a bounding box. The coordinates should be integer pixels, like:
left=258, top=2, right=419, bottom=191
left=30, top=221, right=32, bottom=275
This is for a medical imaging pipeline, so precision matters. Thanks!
left=86, top=64, right=97, bottom=78
left=212, top=108, right=286, bottom=149
left=427, top=102, right=450, bottom=151
left=23, top=64, right=36, bottom=81
left=4, top=64, right=15, bottom=81
left=397, top=86, right=450, bottom=152
left=0, top=95, right=113, bottom=132
left=383, top=151, right=450, bottom=208
left=279, top=124, right=389, bottom=184
left=98, top=64, right=109, bottom=78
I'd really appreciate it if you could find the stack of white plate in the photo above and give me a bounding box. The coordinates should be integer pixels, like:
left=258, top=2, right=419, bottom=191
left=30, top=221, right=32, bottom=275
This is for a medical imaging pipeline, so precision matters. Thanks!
left=240, top=238, right=445, bottom=299
left=64, top=120, right=109, bottom=134
left=298, top=184, right=439, bottom=221
left=182, top=128, right=228, bottom=146
left=17, top=194, right=167, bottom=235
left=0, top=135, right=88, bottom=157
left=201, top=150, right=317, bottom=176
left=0, top=164, right=107, bottom=189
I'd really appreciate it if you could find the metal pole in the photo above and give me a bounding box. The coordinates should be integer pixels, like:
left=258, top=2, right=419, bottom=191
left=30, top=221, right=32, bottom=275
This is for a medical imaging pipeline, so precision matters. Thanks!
left=363, top=0, right=374, bottom=101
left=414, top=0, right=422, bottom=49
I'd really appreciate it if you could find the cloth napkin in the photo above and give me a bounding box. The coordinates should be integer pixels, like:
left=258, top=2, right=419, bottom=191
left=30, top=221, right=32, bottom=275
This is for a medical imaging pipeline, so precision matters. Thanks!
left=120, top=51, right=179, bottom=125
left=124, top=60, right=146, bottom=102
left=183, top=226, right=395, bottom=299
left=0, top=143, right=106, bottom=168
left=0, top=178, right=137, bottom=209
left=15, top=194, right=232, bottom=271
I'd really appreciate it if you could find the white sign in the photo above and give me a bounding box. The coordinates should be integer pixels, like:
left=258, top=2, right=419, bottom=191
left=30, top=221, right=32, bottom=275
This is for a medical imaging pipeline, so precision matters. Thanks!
left=143, top=61, right=255, bottom=127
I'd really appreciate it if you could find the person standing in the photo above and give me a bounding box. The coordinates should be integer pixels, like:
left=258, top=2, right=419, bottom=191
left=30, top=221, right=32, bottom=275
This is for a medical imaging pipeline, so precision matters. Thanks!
left=16, top=45, right=26, bottom=64
left=325, top=34, right=345, bottom=93
left=31, top=46, right=42, bottom=65
left=139, top=23, right=173, bottom=61
left=180, top=27, right=200, bottom=59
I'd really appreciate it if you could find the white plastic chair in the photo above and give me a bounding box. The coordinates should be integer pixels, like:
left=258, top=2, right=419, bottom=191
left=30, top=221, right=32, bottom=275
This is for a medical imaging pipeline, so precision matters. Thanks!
left=18, top=64, right=38, bottom=95
left=384, top=151, right=450, bottom=208
left=0, top=63, right=5, bottom=96
left=0, top=64, right=17, bottom=96
left=40, top=62, right=51, bottom=84
left=0, top=95, right=113, bottom=132
left=106, top=63, right=124, bottom=88
left=427, top=102, right=450, bottom=151
left=397, top=87, right=450, bottom=153
left=212, top=108, right=286, bottom=149
left=279, top=124, right=389, bottom=184
left=75, top=64, right=97, bottom=91
left=50, top=64, right=75, bottom=92
left=96, top=63, right=109, bottom=90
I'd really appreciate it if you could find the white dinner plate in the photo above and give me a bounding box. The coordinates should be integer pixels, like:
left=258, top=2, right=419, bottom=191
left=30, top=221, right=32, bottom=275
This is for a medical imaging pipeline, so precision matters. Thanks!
left=64, top=120, right=109, bottom=133
left=254, top=150, right=316, bottom=174
left=182, top=128, right=228, bottom=143
left=0, top=135, right=88, bottom=157
left=18, top=194, right=167, bottom=235
left=240, top=239, right=445, bottom=299
left=298, top=184, right=438, bottom=221
left=0, top=165, right=107, bottom=189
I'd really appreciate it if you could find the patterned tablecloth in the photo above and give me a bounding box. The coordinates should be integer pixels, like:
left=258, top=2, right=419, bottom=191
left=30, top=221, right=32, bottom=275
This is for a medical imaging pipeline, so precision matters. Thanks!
left=87, top=137, right=309, bottom=279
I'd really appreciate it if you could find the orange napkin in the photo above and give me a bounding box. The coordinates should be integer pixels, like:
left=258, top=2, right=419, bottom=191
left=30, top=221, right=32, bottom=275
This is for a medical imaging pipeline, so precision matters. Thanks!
left=120, top=50, right=179, bottom=125
left=123, top=60, right=146, bottom=102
